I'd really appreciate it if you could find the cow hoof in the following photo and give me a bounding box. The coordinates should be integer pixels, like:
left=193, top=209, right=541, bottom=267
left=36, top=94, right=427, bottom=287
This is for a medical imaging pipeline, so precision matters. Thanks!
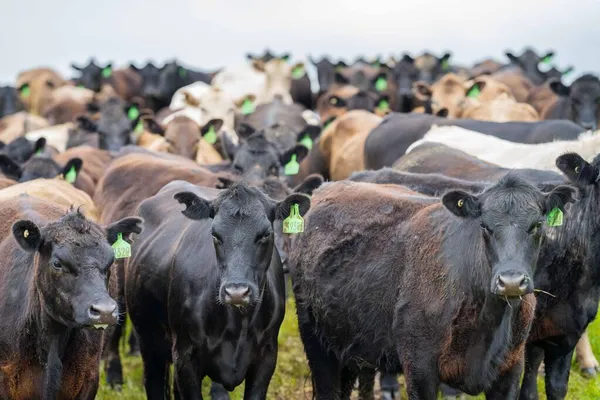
left=381, top=390, right=395, bottom=400
left=105, top=359, right=124, bottom=388
left=581, top=367, right=598, bottom=379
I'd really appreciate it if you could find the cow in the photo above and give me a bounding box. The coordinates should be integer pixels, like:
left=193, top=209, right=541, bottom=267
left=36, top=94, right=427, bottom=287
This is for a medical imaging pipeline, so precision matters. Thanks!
left=0, top=86, right=24, bottom=118
left=491, top=69, right=535, bottom=103
left=290, top=177, right=575, bottom=399
left=40, top=85, right=95, bottom=124
left=504, top=48, right=554, bottom=85
left=129, top=62, right=162, bottom=109
left=16, top=67, right=67, bottom=115
left=363, top=113, right=584, bottom=170
left=391, top=55, right=421, bottom=112
left=316, top=85, right=384, bottom=122
left=71, top=60, right=143, bottom=101
left=0, top=136, right=46, bottom=164
left=0, top=192, right=142, bottom=400
left=407, top=125, right=600, bottom=173
left=309, top=56, right=337, bottom=95
left=459, top=93, right=539, bottom=122
left=542, top=74, right=600, bottom=131
left=127, top=180, right=309, bottom=399
left=0, top=111, right=50, bottom=143
left=159, top=115, right=224, bottom=164
left=251, top=58, right=305, bottom=105
left=527, top=83, right=558, bottom=115
left=0, top=153, right=84, bottom=186
left=413, top=51, right=452, bottom=83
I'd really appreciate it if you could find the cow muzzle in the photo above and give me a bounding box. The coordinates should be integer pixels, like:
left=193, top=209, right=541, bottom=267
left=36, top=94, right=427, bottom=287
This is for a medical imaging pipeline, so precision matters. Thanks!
left=492, top=271, right=532, bottom=297
left=87, top=298, right=118, bottom=328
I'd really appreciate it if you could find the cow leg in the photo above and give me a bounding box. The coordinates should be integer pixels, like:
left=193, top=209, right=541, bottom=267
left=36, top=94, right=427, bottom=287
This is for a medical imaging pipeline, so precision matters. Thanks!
left=340, top=367, right=359, bottom=400
left=543, top=348, right=574, bottom=400
left=402, top=356, right=439, bottom=400
left=485, top=360, right=523, bottom=400
left=139, top=336, right=171, bottom=400
left=243, top=343, right=278, bottom=400
left=575, top=330, right=599, bottom=377
left=210, top=382, right=230, bottom=400
left=380, top=372, right=399, bottom=400
left=440, top=383, right=464, bottom=399
left=357, top=368, right=375, bottom=400
left=105, top=259, right=126, bottom=387
left=128, top=329, right=140, bottom=356
left=519, top=344, right=544, bottom=400
left=296, top=304, right=341, bottom=399
left=173, top=340, right=202, bottom=400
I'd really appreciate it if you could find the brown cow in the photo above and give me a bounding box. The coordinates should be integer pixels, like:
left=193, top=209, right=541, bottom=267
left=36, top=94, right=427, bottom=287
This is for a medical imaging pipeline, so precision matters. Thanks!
left=319, top=110, right=382, bottom=180
left=40, top=85, right=95, bottom=124
left=16, top=68, right=67, bottom=115
left=0, top=112, right=50, bottom=143
left=460, top=93, right=539, bottom=122
left=0, top=189, right=142, bottom=400
left=526, top=83, right=558, bottom=115
left=491, top=69, right=535, bottom=103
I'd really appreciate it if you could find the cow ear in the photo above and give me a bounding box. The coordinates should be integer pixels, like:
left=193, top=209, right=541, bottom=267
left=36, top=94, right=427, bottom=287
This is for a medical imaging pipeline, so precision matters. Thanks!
left=62, top=158, right=83, bottom=182
left=129, top=64, right=140, bottom=72
left=328, top=95, right=346, bottom=108
left=541, top=52, right=554, bottom=63
left=0, top=155, right=22, bottom=180
left=334, top=72, right=349, bottom=85
left=33, top=137, right=46, bottom=155
left=562, top=66, right=574, bottom=76
left=200, top=119, right=224, bottom=136
left=174, top=192, right=214, bottom=220
left=143, top=117, right=165, bottom=135
left=76, top=115, right=98, bottom=132
left=71, top=63, right=82, bottom=71
left=401, top=54, right=414, bottom=63
left=293, top=174, right=324, bottom=195
left=442, top=190, right=481, bottom=218
left=246, top=53, right=256, bottom=61
left=281, top=144, right=309, bottom=166
left=275, top=193, right=311, bottom=221
left=413, top=81, right=432, bottom=100
left=12, top=220, right=42, bottom=252
left=549, top=78, right=570, bottom=97
left=252, top=60, right=266, bottom=72
left=543, top=185, right=577, bottom=215
left=555, top=152, right=597, bottom=186
left=297, top=125, right=321, bottom=141
left=505, top=52, right=519, bottom=63
left=105, top=217, right=144, bottom=244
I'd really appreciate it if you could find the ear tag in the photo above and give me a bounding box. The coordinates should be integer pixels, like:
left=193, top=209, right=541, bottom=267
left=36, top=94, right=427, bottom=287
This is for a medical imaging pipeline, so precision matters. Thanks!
left=35, top=148, right=43, bottom=155
left=77, top=84, right=85, bottom=88
left=112, top=233, right=132, bottom=259
left=203, top=125, right=218, bottom=145
left=127, top=106, right=140, bottom=121
left=241, top=99, right=255, bottom=115
left=292, top=65, right=305, bottom=80
left=375, top=77, right=388, bottom=92
left=20, top=85, right=31, bottom=98
left=101, top=67, right=112, bottom=78
left=562, top=69, right=572, bottom=77
left=541, top=55, right=552, bottom=65
left=467, top=85, right=481, bottom=98
left=178, top=68, right=187, bottom=78
left=299, top=134, right=313, bottom=150
left=546, top=207, right=563, bottom=227
left=283, top=203, right=304, bottom=234
left=65, top=166, right=77, bottom=184
left=377, top=99, right=390, bottom=113
left=284, top=154, right=300, bottom=176
left=24, top=230, right=29, bottom=238
left=441, top=59, right=450, bottom=71
left=134, top=120, right=144, bottom=134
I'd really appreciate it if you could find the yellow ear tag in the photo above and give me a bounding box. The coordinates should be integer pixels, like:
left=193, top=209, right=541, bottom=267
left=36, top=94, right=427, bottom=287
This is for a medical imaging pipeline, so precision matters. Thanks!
left=283, top=204, right=304, bottom=234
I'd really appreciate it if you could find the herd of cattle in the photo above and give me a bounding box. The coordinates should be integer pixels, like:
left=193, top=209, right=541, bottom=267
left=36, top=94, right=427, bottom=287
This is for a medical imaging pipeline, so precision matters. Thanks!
left=0, top=47, right=599, bottom=400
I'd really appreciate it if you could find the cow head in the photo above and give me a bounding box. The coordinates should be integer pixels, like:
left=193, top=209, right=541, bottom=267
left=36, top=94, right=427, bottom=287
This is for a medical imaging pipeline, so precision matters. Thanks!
left=413, top=52, right=452, bottom=83
left=12, top=212, right=142, bottom=328
left=130, top=62, right=162, bottom=100
left=252, top=58, right=302, bottom=104
left=0, top=137, right=46, bottom=164
left=174, top=183, right=310, bottom=307
left=549, top=74, right=600, bottom=131
left=443, top=175, right=576, bottom=298
left=505, top=48, right=554, bottom=85
left=71, top=59, right=113, bottom=92
left=309, top=56, right=337, bottom=94
left=93, top=97, right=137, bottom=151
left=0, top=153, right=83, bottom=183
left=392, top=55, right=420, bottom=112
left=0, top=86, right=24, bottom=118
left=162, top=116, right=223, bottom=160
left=183, top=87, right=240, bottom=141
left=150, top=61, right=191, bottom=108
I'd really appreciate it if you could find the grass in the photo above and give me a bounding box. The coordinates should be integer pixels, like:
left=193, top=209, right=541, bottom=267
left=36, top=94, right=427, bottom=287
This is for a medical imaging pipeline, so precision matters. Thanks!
left=97, top=297, right=600, bottom=399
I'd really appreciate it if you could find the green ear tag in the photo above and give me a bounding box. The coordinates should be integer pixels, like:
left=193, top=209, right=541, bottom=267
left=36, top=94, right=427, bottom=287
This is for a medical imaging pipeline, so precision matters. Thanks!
left=35, top=148, right=43, bottom=155
left=292, top=65, right=305, bottom=80
left=241, top=99, right=255, bottom=115
left=77, top=84, right=84, bottom=88
left=375, top=77, right=388, bottom=92
left=112, top=233, right=132, bottom=259
left=284, top=154, right=300, bottom=176
left=541, top=55, right=552, bottom=65
left=101, top=67, right=112, bottom=78
left=134, top=120, right=144, bottom=133
left=283, top=204, right=304, bottom=234
left=441, top=59, right=450, bottom=71
left=299, top=134, right=313, bottom=150
left=65, top=166, right=77, bottom=184
left=178, top=68, right=187, bottom=78
left=20, top=84, right=31, bottom=98
left=377, top=99, right=390, bottom=113
left=546, top=207, right=563, bottom=227
left=203, top=125, right=218, bottom=145
left=127, top=106, right=140, bottom=121
left=467, top=84, right=481, bottom=98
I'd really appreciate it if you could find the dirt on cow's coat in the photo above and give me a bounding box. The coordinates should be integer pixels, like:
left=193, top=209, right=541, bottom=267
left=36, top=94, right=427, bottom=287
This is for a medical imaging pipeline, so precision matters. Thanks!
left=96, top=296, right=600, bottom=400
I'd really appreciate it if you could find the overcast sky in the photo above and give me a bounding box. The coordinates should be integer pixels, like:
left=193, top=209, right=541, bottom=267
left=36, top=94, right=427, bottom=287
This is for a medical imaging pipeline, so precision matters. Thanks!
left=1, top=0, right=599, bottom=86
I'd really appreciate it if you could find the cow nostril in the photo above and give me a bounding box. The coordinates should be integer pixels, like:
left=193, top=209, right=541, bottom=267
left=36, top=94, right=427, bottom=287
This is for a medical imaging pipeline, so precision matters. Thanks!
left=496, top=273, right=530, bottom=296
left=224, top=285, right=251, bottom=305
left=88, top=301, right=117, bottom=320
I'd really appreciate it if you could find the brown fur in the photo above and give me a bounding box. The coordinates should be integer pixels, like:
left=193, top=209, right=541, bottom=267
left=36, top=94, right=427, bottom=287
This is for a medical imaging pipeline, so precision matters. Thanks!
left=527, top=84, right=558, bottom=115
left=491, top=69, right=535, bottom=103
left=459, top=94, right=540, bottom=122
left=162, top=116, right=223, bottom=164
left=0, top=112, right=50, bottom=143
left=16, top=68, right=67, bottom=115
left=107, top=69, right=143, bottom=102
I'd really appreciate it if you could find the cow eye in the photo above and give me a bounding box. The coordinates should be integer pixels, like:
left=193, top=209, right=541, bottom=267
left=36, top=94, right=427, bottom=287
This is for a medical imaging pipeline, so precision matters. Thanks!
left=480, top=223, right=493, bottom=235
left=52, top=261, right=63, bottom=271
left=529, top=221, right=543, bottom=235
left=269, top=165, right=279, bottom=176
left=233, top=164, right=243, bottom=174
left=212, top=234, right=222, bottom=246
left=256, top=231, right=271, bottom=243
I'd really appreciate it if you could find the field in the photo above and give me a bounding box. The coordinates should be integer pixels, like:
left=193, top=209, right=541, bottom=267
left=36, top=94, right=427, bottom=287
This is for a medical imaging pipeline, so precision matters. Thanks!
left=97, top=296, right=600, bottom=399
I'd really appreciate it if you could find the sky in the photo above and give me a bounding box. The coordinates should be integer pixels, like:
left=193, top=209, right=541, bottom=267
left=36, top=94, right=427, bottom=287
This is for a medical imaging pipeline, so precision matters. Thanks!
left=1, top=0, right=599, bottom=87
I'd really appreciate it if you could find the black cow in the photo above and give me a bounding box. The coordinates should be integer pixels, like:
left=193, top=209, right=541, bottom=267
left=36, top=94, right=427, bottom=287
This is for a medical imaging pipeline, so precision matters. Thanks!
left=290, top=177, right=575, bottom=399
left=0, top=86, right=24, bottom=118
left=130, top=62, right=162, bottom=110
left=146, top=61, right=212, bottom=110
left=0, top=137, right=46, bottom=164
left=0, top=154, right=82, bottom=184
left=127, top=181, right=310, bottom=399
left=413, top=51, right=452, bottom=83
left=392, top=55, right=420, bottom=112
left=0, top=196, right=142, bottom=399
left=309, top=56, right=337, bottom=95
left=363, top=113, right=584, bottom=170
left=545, top=74, right=600, bottom=130
left=505, top=48, right=555, bottom=85
left=83, top=97, right=138, bottom=151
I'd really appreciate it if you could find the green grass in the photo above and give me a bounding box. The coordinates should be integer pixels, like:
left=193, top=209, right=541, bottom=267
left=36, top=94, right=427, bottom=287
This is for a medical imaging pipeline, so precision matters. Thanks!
left=97, top=299, right=600, bottom=399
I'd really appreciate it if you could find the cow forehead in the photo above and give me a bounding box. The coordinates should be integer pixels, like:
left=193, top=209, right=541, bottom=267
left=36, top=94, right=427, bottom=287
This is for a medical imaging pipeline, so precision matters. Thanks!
left=480, top=188, right=542, bottom=218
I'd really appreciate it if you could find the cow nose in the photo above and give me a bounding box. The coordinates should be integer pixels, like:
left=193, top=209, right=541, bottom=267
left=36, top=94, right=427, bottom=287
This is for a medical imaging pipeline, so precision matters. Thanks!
left=88, top=299, right=118, bottom=327
left=495, top=272, right=531, bottom=297
left=224, top=284, right=251, bottom=306
left=580, top=121, right=598, bottom=131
